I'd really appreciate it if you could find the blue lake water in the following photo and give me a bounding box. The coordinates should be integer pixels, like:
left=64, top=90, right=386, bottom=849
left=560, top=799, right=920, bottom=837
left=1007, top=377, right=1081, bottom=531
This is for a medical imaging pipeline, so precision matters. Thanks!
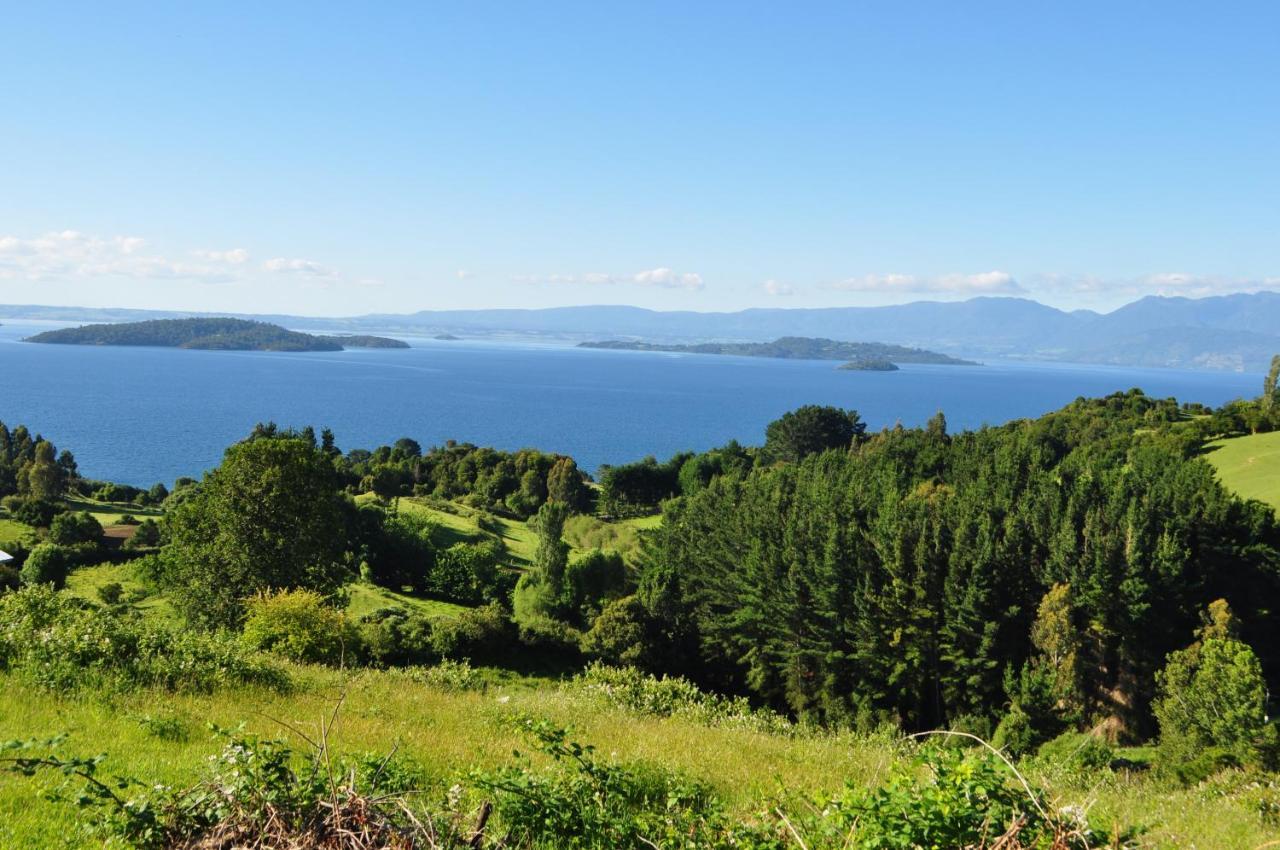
left=0, top=319, right=1262, bottom=487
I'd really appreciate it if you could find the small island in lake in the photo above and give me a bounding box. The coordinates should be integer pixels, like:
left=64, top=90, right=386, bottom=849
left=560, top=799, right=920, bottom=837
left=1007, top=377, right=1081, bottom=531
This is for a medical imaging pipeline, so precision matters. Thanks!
left=838, top=357, right=899, bottom=371
left=25, top=318, right=409, bottom=352
left=579, top=336, right=976, bottom=366
left=433, top=333, right=462, bottom=341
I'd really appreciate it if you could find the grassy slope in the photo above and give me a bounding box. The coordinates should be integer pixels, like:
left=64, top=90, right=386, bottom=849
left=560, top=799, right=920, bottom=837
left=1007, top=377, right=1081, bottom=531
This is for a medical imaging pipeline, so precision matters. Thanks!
left=1206, top=431, right=1280, bottom=511
left=0, top=666, right=1275, bottom=849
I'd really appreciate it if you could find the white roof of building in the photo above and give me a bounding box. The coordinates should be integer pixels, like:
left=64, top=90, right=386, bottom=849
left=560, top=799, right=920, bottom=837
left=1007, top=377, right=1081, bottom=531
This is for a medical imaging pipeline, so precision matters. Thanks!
left=0, top=550, right=12, bottom=563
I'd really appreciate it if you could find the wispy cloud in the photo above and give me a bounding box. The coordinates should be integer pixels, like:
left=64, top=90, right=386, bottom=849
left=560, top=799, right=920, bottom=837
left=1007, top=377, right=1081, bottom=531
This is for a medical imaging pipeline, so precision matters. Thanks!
left=0, top=230, right=246, bottom=284
left=516, top=267, right=705, bottom=290
left=762, top=279, right=794, bottom=296
left=262, top=257, right=338, bottom=277
left=1027, top=272, right=1280, bottom=300
left=832, top=270, right=1025, bottom=295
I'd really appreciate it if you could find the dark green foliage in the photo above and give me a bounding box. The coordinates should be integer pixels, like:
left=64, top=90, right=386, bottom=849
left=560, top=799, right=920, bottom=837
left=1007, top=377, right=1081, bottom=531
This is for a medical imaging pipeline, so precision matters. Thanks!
left=4, top=496, right=66, bottom=527
left=0, top=563, right=20, bottom=592
left=581, top=596, right=653, bottom=667
left=97, top=582, right=125, bottom=605
left=48, top=510, right=103, bottom=546
left=19, top=543, right=69, bottom=589
left=430, top=602, right=515, bottom=663
left=563, top=549, right=629, bottom=626
left=638, top=390, right=1280, bottom=733
left=763, top=404, right=866, bottom=462
left=160, top=437, right=352, bottom=628
left=26, top=317, right=406, bottom=351
left=356, top=607, right=435, bottom=666
left=123, top=518, right=162, bottom=550
left=598, top=454, right=688, bottom=516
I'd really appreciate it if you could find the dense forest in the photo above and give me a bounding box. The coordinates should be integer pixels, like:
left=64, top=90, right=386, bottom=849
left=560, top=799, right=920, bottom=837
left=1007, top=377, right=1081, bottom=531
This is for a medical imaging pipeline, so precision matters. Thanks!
left=25, top=317, right=409, bottom=351
left=578, top=336, right=977, bottom=365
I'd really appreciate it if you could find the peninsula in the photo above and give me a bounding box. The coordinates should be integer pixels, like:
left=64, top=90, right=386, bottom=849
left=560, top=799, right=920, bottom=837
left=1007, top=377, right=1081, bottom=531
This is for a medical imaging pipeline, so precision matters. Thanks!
left=25, top=318, right=409, bottom=352
left=578, top=336, right=977, bottom=365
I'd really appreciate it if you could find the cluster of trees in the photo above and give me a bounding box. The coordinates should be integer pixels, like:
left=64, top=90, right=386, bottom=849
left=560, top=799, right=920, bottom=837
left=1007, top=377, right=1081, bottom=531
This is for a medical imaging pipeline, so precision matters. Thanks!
left=243, top=423, right=591, bottom=519
left=0, top=421, right=77, bottom=502
left=603, top=391, right=1279, bottom=759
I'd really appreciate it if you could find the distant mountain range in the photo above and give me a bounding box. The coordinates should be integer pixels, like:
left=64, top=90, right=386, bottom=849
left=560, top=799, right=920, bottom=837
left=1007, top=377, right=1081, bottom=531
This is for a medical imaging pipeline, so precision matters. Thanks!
left=3, top=291, right=1280, bottom=371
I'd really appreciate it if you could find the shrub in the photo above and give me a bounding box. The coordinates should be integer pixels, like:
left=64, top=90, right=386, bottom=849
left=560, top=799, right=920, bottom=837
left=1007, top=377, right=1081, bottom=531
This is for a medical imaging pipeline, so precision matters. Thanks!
left=48, top=511, right=103, bottom=546
left=1154, top=636, right=1270, bottom=766
left=403, top=659, right=485, bottom=692
left=5, top=497, right=66, bottom=528
left=1036, top=731, right=1115, bottom=772
left=816, top=746, right=1101, bottom=849
left=475, top=717, right=769, bottom=849
left=0, top=564, right=18, bottom=592
left=97, top=582, right=125, bottom=605
left=0, top=584, right=286, bottom=692
left=429, top=602, right=514, bottom=663
left=241, top=589, right=359, bottom=666
left=19, top=543, right=69, bottom=589
left=123, top=518, right=162, bottom=549
left=581, top=595, right=652, bottom=667
left=575, top=663, right=794, bottom=735
left=356, top=607, right=435, bottom=666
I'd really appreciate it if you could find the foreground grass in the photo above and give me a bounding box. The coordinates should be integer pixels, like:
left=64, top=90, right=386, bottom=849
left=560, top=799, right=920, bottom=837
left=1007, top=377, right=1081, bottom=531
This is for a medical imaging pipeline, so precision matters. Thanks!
left=1207, top=431, right=1280, bottom=512
left=0, top=665, right=1276, bottom=849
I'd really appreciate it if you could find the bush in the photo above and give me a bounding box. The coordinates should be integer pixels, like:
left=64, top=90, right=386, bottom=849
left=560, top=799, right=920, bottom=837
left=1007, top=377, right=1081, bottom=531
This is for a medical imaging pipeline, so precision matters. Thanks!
left=0, top=564, right=19, bottom=592
left=241, top=589, right=359, bottom=666
left=1036, top=731, right=1115, bottom=772
left=97, top=582, right=125, bottom=605
left=0, top=584, right=287, bottom=692
left=429, top=602, right=514, bottom=663
left=4, top=496, right=66, bottom=528
left=123, top=518, right=162, bottom=550
left=19, top=543, right=70, bottom=589
left=1155, top=636, right=1270, bottom=767
left=356, top=607, right=435, bottom=666
left=575, top=663, right=794, bottom=735
left=581, top=595, right=652, bottom=667
left=48, top=511, right=103, bottom=546
left=817, top=746, right=1102, bottom=849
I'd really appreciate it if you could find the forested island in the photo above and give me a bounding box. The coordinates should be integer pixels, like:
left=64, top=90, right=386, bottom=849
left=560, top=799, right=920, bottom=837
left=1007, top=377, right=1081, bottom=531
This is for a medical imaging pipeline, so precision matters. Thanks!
left=579, top=335, right=977, bottom=365
left=837, top=357, right=899, bottom=371
left=3, top=362, right=1280, bottom=847
left=24, top=317, right=409, bottom=351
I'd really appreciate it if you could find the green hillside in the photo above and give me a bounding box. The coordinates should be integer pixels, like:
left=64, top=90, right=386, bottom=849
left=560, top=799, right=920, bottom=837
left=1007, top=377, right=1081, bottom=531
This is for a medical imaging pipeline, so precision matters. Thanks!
left=1206, top=431, right=1280, bottom=511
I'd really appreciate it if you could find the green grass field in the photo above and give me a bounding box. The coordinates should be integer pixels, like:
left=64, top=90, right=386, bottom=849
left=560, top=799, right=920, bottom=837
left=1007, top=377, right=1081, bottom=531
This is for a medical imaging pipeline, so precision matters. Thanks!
left=1206, top=431, right=1280, bottom=511
left=0, top=665, right=1276, bottom=849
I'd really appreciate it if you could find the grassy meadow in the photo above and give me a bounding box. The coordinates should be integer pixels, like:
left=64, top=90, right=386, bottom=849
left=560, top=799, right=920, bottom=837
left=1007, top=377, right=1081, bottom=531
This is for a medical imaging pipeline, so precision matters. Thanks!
left=1, top=661, right=1278, bottom=849
left=1207, top=431, right=1280, bottom=512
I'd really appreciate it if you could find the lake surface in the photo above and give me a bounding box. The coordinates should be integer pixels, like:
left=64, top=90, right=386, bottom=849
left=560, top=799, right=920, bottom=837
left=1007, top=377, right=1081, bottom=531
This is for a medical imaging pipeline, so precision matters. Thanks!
left=0, top=320, right=1262, bottom=487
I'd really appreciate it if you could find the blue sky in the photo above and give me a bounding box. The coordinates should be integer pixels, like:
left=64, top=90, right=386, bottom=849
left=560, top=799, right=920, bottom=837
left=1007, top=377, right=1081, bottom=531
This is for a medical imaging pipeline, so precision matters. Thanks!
left=2, top=2, right=1277, bottom=316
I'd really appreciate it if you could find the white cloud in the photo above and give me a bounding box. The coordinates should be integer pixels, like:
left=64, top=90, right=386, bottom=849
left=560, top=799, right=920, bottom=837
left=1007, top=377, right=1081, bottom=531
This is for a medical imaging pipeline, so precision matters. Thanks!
left=515, top=267, right=705, bottom=290
left=762, top=279, right=794, bottom=296
left=0, top=230, right=240, bottom=284
left=832, top=270, right=1025, bottom=295
left=262, top=257, right=338, bottom=277
left=455, top=269, right=475, bottom=280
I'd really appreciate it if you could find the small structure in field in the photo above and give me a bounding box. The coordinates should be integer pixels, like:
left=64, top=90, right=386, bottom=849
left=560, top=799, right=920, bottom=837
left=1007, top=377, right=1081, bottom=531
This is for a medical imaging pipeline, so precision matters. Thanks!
left=0, top=550, right=13, bottom=565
